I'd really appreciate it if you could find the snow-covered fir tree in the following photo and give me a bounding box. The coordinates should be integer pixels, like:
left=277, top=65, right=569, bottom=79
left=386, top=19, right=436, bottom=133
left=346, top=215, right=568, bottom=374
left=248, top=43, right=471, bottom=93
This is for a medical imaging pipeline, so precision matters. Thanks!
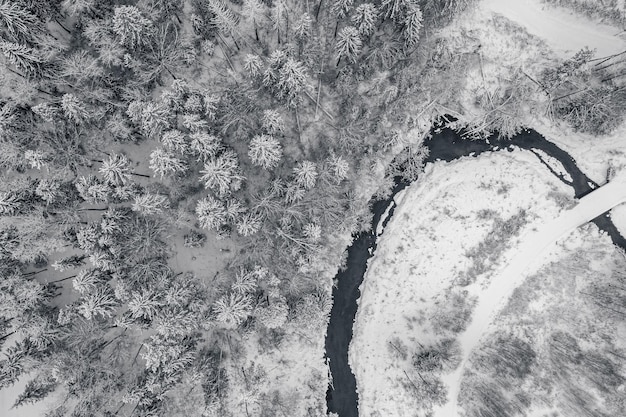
left=336, top=26, right=362, bottom=64
left=261, top=109, right=285, bottom=134
left=293, top=161, right=318, bottom=189
left=99, top=154, right=132, bottom=186
left=403, top=2, right=423, bottom=48
left=161, top=130, right=189, bottom=154
left=195, top=196, right=227, bottom=231
left=61, top=93, right=89, bottom=124
left=243, top=54, right=263, bottom=78
left=112, top=6, right=153, bottom=48
left=199, top=150, right=243, bottom=196
left=352, top=3, right=378, bottom=36
left=149, top=148, right=187, bottom=179
left=190, top=132, right=222, bottom=161
left=132, top=193, right=170, bottom=215
left=276, top=58, right=308, bottom=106
left=248, top=134, right=283, bottom=169
left=213, top=292, right=252, bottom=327
left=236, top=213, right=262, bottom=236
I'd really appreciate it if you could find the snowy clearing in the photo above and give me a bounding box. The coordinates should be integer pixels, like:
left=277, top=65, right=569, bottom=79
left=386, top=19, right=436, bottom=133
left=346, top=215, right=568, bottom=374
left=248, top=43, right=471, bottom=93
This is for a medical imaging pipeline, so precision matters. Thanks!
left=481, top=0, right=626, bottom=58
left=433, top=168, right=626, bottom=417
left=350, top=149, right=573, bottom=417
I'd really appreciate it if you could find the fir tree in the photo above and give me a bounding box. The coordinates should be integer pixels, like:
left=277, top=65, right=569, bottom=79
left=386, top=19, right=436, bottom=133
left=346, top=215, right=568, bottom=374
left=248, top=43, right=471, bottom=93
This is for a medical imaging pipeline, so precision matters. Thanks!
left=352, top=3, right=378, bottom=36
left=75, top=175, right=110, bottom=204
left=402, top=2, right=423, bottom=48
left=34, top=179, right=61, bottom=204
left=293, top=161, right=318, bottom=189
left=0, top=1, right=41, bottom=42
left=199, top=150, right=243, bottom=196
left=243, top=54, right=263, bottom=78
left=52, top=255, right=86, bottom=272
left=72, top=269, right=100, bottom=295
left=13, top=377, right=56, bottom=408
left=242, top=0, right=266, bottom=41
left=78, top=286, right=118, bottom=320
left=128, top=290, right=162, bottom=321
left=331, top=0, right=355, bottom=19
left=161, top=130, right=189, bottom=154
left=149, top=148, right=188, bottom=179
left=327, top=154, right=350, bottom=182
left=236, top=213, right=262, bottom=236
left=184, top=95, right=204, bottom=114
left=262, top=109, right=285, bottom=134
left=331, top=0, right=355, bottom=36
left=30, top=103, right=57, bottom=123
left=248, top=134, right=283, bottom=170
left=99, top=154, right=132, bottom=186
left=336, top=26, right=362, bottom=64
left=213, top=293, right=252, bottom=327
left=195, top=196, right=227, bottom=231
left=190, top=132, right=222, bottom=161
left=0, top=341, right=29, bottom=389
left=276, top=57, right=308, bottom=107
left=0, top=191, right=22, bottom=215
left=132, top=193, right=170, bottom=215
left=231, top=269, right=257, bottom=295
left=255, top=298, right=288, bottom=329
left=60, top=93, right=89, bottom=124
left=182, top=114, right=209, bottom=133
left=270, top=0, right=287, bottom=42
left=112, top=6, right=154, bottom=48
left=294, top=13, right=313, bottom=42
left=140, top=102, right=171, bottom=138
left=207, top=0, right=239, bottom=37
left=380, top=0, right=409, bottom=20
left=303, top=223, right=322, bottom=241
left=24, top=149, right=48, bottom=170
left=0, top=41, right=41, bottom=74
left=225, top=199, right=246, bottom=222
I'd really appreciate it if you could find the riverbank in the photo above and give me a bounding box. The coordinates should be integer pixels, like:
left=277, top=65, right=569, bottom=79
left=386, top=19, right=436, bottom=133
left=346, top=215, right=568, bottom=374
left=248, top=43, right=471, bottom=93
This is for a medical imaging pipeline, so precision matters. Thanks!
left=349, top=145, right=575, bottom=416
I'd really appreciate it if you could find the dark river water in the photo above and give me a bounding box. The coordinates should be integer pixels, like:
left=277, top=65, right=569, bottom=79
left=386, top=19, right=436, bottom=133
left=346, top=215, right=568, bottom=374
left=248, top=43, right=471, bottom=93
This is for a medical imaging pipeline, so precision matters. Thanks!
left=324, top=125, right=626, bottom=416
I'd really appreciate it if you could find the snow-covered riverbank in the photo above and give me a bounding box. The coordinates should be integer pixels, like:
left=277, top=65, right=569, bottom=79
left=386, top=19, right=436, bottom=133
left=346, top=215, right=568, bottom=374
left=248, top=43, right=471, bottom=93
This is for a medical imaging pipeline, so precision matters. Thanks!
left=349, top=149, right=573, bottom=416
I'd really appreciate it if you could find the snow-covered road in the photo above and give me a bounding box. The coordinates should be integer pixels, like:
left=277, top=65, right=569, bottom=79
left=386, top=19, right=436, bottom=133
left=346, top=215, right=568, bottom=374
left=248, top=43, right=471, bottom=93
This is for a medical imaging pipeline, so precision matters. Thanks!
left=433, top=171, right=626, bottom=417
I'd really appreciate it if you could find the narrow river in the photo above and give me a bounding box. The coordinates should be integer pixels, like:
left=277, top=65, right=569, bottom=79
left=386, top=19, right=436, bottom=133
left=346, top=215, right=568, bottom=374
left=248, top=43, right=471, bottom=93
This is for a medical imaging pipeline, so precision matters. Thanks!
left=324, top=123, right=626, bottom=416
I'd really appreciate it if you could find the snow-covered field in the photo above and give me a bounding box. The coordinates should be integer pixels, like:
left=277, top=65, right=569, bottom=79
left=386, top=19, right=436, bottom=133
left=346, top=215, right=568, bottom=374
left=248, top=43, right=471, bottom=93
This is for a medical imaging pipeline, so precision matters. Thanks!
left=481, top=0, right=626, bottom=58
left=350, top=149, right=576, bottom=416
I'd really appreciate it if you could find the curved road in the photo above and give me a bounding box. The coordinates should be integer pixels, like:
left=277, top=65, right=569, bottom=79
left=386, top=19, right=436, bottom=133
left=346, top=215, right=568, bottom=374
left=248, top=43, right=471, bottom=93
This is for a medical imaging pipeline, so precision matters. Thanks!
left=433, top=171, right=626, bottom=417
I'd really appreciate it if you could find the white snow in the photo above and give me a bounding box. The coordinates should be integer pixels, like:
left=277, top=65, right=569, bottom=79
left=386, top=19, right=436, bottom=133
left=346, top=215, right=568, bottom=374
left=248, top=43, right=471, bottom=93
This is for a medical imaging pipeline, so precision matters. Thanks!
left=433, top=169, right=626, bottom=417
left=350, top=149, right=574, bottom=417
left=481, top=0, right=626, bottom=58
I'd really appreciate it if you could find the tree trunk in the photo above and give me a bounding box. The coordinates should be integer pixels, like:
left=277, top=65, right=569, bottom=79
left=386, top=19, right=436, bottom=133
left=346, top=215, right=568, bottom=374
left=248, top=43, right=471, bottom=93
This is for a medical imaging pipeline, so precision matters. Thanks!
left=49, top=274, right=77, bottom=284
left=0, top=330, right=16, bottom=342
left=22, top=268, right=47, bottom=277
left=54, top=18, right=71, bottom=34
left=316, top=0, right=324, bottom=20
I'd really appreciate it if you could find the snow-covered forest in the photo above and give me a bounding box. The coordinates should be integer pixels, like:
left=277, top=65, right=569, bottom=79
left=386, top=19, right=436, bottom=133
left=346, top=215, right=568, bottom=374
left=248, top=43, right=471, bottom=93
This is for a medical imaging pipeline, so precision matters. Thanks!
left=1, top=0, right=625, bottom=416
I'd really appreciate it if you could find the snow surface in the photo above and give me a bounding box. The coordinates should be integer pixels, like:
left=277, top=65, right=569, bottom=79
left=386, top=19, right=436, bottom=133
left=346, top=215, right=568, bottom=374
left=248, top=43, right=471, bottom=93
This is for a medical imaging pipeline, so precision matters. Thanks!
left=433, top=167, right=626, bottom=417
left=481, top=0, right=626, bottom=58
left=350, top=149, right=575, bottom=417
